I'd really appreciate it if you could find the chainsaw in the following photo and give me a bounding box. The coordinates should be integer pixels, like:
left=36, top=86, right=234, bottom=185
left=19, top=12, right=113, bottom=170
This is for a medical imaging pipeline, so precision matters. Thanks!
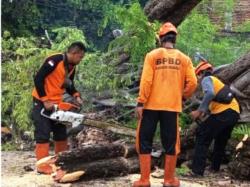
left=40, top=102, right=85, bottom=128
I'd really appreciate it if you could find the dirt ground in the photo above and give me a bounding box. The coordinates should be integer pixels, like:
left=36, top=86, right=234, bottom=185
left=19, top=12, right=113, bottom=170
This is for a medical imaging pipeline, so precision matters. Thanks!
left=1, top=151, right=250, bottom=187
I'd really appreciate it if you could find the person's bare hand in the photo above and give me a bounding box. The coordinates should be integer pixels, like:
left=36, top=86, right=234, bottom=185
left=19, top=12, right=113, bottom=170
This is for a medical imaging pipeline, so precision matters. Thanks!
left=75, top=96, right=83, bottom=106
left=190, top=110, right=204, bottom=120
left=43, top=100, right=54, bottom=111
left=136, top=107, right=143, bottom=120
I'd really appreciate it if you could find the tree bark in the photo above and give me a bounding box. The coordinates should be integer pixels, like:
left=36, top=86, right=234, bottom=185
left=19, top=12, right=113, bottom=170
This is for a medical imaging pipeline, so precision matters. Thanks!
left=215, top=52, right=250, bottom=84
left=144, top=0, right=202, bottom=25
left=56, top=143, right=137, bottom=167
left=214, top=52, right=250, bottom=122
left=59, top=157, right=139, bottom=180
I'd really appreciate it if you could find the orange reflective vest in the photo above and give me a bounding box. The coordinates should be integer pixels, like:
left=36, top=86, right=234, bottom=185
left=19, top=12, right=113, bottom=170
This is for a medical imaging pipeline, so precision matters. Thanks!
left=209, top=76, right=240, bottom=114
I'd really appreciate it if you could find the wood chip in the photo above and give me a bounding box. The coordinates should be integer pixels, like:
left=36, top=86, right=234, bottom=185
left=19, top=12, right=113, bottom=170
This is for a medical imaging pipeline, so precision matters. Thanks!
left=59, top=171, right=85, bottom=183
left=236, top=141, right=243, bottom=151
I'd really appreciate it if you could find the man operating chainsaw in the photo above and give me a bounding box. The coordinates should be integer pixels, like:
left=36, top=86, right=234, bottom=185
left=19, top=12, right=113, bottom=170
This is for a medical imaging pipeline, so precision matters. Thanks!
left=31, top=41, right=86, bottom=174
left=190, top=60, right=240, bottom=176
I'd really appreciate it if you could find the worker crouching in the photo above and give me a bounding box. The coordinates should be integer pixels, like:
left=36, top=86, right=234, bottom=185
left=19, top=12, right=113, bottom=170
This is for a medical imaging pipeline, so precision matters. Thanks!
left=190, top=61, right=240, bottom=176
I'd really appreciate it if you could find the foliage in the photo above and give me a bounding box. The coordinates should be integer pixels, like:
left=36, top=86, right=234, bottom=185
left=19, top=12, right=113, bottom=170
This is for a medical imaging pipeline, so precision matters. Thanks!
left=51, top=27, right=88, bottom=51
left=74, top=2, right=159, bottom=105
left=75, top=52, right=116, bottom=92
left=235, top=21, right=250, bottom=32
left=1, top=142, right=18, bottom=151
left=2, top=0, right=142, bottom=50
left=176, top=165, right=190, bottom=176
left=2, top=35, right=44, bottom=132
left=2, top=0, right=250, bottom=136
left=177, top=11, right=250, bottom=66
left=232, top=124, right=250, bottom=139
left=2, top=0, right=41, bottom=36
left=102, top=2, right=158, bottom=64
left=179, top=113, right=192, bottom=130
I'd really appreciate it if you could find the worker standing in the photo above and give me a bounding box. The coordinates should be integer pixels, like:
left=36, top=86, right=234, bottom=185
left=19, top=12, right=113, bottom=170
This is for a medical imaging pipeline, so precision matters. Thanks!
left=32, top=42, right=86, bottom=174
left=134, top=22, right=197, bottom=187
left=190, top=61, right=240, bottom=176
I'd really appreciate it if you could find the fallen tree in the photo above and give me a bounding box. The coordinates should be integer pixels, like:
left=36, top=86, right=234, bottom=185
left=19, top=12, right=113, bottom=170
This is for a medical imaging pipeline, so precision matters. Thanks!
left=144, top=0, right=202, bottom=24
left=36, top=1, right=250, bottom=183
left=214, top=52, right=250, bottom=122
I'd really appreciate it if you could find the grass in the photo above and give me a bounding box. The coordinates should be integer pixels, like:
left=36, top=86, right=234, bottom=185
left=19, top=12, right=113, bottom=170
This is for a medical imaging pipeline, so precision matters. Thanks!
left=1, top=141, right=18, bottom=151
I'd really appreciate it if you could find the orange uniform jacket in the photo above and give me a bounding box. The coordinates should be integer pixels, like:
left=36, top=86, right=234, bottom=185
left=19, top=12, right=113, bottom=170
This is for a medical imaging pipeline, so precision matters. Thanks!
left=137, top=48, right=197, bottom=112
left=32, top=53, right=80, bottom=103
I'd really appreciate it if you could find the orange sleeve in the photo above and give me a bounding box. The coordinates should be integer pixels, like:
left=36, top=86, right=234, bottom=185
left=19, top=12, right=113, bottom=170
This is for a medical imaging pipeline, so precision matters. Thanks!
left=183, top=58, right=197, bottom=99
left=40, top=96, right=49, bottom=102
left=137, top=53, right=154, bottom=104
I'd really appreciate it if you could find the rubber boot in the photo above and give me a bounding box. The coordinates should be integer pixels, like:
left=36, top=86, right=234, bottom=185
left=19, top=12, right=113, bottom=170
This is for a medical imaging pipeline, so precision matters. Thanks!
left=35, top=143, right=53, bottom=174
left=133, top=154, right=151, bottom=187
left=163, top=155, right=180, bottom=187
left=54, top=140, right=68, bottom=154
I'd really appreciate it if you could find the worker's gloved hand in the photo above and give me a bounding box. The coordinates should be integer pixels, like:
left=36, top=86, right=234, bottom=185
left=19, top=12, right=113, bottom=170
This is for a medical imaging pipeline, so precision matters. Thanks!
left=43, top=100, right=54, bottom=111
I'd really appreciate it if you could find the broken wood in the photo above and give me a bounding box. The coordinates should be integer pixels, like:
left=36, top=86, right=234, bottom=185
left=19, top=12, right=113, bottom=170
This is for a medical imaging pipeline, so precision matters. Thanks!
left=75, top=126, right=119, bottom=147
left=83, top=119, right=136, bottom=137
left=228, top=137, right=250, bottom=180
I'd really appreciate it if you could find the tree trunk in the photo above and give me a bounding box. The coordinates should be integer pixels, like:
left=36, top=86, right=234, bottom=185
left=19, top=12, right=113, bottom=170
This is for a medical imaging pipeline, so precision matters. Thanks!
left=56, top=143, right=137, bottom=167
left=60, top=157, right=139, bottom=180
left=215, top=52, right=250, bottom=122
left=215, top=52, right=250, bottom=84
left=144, top=0, right=202, bottom=25
left=53, top=143, right=139, bottom=181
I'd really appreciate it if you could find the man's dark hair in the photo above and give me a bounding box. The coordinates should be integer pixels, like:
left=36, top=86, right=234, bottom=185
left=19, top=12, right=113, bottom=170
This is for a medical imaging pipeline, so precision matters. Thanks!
left=160, top=32, right=176, bottom=44
left=67, top=41, right=86, bottom=53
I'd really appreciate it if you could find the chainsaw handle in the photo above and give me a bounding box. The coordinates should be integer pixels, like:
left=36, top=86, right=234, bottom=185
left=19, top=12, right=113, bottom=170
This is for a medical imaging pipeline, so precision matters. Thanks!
left=40, top=108, right=52, bottom=118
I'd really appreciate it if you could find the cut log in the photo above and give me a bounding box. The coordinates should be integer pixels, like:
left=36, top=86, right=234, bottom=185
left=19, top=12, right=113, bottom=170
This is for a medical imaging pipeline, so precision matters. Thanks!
left=58, top=157, right=139, bottom=180
left=56, top=143, right=137, bottom=166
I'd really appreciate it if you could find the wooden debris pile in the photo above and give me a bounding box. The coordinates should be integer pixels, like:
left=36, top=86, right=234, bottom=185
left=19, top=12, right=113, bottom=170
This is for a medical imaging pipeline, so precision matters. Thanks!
left=228, top=135, right=250, bottom=180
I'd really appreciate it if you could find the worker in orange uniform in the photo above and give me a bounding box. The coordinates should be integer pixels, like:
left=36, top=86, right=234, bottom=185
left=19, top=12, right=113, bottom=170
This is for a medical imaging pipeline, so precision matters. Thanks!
left=32, top=42, right=86, bottom=174
left=190, top=61, right=240, bottom=176
left=134, top=22, right=197, bottom=187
